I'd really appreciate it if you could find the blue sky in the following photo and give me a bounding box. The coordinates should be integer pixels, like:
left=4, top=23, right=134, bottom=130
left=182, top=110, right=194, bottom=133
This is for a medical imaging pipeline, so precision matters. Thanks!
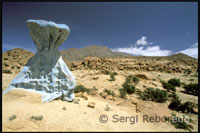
left=2, top=2, right=198, bottom=58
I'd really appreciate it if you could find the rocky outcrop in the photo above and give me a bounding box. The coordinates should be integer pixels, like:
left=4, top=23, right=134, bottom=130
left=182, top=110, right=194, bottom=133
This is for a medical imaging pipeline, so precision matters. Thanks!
left=68, top=57, right=197, bottom=74
left=3, top=19, right=76, bottom=102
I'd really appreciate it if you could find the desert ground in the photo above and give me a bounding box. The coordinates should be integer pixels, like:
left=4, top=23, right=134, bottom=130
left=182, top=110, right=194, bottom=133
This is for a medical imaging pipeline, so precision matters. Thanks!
left=2, top=68, right=198, bottom=132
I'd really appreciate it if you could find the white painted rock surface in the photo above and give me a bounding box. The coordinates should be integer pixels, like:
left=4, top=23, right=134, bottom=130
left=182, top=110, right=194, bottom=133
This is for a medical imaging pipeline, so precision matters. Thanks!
left=3, top=19, right=76, bottom=102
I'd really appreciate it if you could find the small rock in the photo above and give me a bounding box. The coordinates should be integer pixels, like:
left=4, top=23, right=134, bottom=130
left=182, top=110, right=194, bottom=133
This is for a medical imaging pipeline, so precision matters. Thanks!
left=105, top=104, right=110, bottom=111
left=100, top=92, right=108, bottom=99
left=9, top=114, right=17, bottom=121
left=131, top=101, right=138, bottom=105
left=87, top=102, right=96, bottom=108
left=73, top=98, right=80, bottom=104
left=187, top=124, right=194, bottom=129
left=62, top=106, right=67, bottom=110
left=75, top=92, right=82, bottom=97
left=193, top=108, right=198, bottom=114
left=106, top=95, right=113, bottom=100
left=113, top=97, right=117, bottom=101
left=82, top=92, right=88, bottom=100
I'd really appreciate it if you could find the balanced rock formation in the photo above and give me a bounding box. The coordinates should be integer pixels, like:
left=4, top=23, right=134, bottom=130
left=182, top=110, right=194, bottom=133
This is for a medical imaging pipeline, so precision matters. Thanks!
left=3, top=19, right=76, bottom=102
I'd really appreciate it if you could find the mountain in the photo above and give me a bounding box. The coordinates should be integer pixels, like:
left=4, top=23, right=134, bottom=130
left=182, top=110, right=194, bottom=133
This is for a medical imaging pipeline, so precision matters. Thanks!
left=2, top=46, right=198, bottom=74
left=167, top=53, right=196, bottom=59
left=60, top=45, right=132, bottom=62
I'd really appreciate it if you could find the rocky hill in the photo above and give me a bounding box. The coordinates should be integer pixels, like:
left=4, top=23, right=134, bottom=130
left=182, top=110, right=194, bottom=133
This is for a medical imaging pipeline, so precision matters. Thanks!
left=2, top=48, right=34, bottom=74
left=60, top=45, right=132, bottom=62
left=2, top=46, right=198, bottom=74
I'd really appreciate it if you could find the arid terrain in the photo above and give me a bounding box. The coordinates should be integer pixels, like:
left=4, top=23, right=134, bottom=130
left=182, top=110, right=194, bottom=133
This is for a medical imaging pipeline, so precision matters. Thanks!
left=2, top=47, right=198, bottom=132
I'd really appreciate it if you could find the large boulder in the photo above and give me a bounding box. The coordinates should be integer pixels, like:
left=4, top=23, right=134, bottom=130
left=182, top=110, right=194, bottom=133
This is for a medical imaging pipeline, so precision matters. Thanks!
left=3, top=19, right=76, bottom=102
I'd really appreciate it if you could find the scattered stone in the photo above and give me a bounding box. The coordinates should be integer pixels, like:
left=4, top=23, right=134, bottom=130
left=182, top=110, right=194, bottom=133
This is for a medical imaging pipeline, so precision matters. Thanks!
left=193, top=108, right=198, bottom=114
left=187, top=124, right=194, bottom=129
left=100, top=92, right=108, bottom=99
left=82, top=92, right=88, bottom=100
left=9, top=114, right=17, bottom=121
left=136, top=73, right=152, bottom=80
left=75, top=92, right=83, bottom=97
left=87, top=102, right=96, bottom=108
left=91, top=77, right=99, bottom=80
left=30, top=115, right=43, bottom=121
left=62, top=106, right=67, bottom=110
left=105, top=104, right=110, bottom=111
left=106, top=95, right=113, bottom=100
left=113, top=97, right=117, bottom=101
left=73, top=98, right=80, bottom=104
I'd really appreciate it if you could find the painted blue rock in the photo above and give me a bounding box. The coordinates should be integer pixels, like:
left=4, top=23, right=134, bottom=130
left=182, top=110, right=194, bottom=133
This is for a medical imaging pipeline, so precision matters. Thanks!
left=3, top=19, right=76, bottom=102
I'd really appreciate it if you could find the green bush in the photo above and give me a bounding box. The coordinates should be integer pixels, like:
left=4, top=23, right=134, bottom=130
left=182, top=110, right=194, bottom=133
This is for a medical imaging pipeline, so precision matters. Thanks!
left=191, top=74, right=198, bottom=78
left=108, top=71, right=118, bottom=81
left=168, top=93, right=196, bottom=113
left=109, top=73, right=116, bottom=81
left=183, top=83, right=198, bottom=96
left=104, top=70, right=110, bottom=75
left=2, top=70, right=12, bottom=74
left=137, top=88, right=168, bottom=103
left=113, top=72, right=118, bottom=76
left=118, top=88, right=127, bottom=99
left=170, top=113, right=192, bottom=131
left=161, top=81, right=176, bottom=92
left=180, top=101, right=195, bottom=113
left=74, top=85, right=91, bottom=94
left=104, top=89, right=116, bottom=97
left=168, top=78, right=181, bottom=87
left=126, top=75, right=139, bottom=84
left=184, top=69, right=192, bottom=75
left=122, top=82, right=136, bottom=94
left=168, top=93, right=182, bottom=111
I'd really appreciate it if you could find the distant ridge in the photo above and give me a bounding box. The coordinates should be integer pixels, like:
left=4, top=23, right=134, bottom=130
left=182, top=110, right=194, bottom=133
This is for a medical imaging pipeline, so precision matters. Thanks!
left=167, top=53, right=196, bottom=59
left=60, top=45, right=132, bottom=62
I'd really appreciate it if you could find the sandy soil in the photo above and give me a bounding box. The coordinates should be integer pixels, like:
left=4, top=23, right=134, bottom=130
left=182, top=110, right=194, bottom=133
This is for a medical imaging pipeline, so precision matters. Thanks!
left=2, top=70, right=198, bottom=132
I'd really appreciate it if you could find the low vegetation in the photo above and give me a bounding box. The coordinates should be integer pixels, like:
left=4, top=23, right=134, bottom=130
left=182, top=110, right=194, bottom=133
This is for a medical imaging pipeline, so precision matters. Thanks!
left=126, top=75, right=139, bottom=84
left=74, top=85, right=91, bottom=94
left=168, top=93, right=196, bottom=113
left=118, top=88, right=127, bottom=99
left=2, top=70, right=12, bottom=74
left=30, top=115, right=43, bottom=121
left=122, top=82, right=136, bottom=94
left=104, top=88, right=116, bottom=97
left=104, top=70, right=118, bottom=81
left=183, top=83, right=198, bottom=96
left=170, top=113, right=193, bottom=131
left=4, top=57, right=8, bottom=60
left=184, top=69, right=192, bottom=75
left=161, top=81, right=176, bottom=92
left=109, top=72, right=118, bottom=81
left=119, top=74, right=139, bottom=95
left=136, top=88, right=168, bottom=103
left=168, top=78, right=181, bottom=87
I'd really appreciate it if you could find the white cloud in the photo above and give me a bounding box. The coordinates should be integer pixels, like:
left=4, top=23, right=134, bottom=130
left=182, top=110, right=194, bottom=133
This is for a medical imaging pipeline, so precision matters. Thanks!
left=136, top=36, right=153, bottom=46
left=177, top=42, right=198, bottom=58
left=136, top=36, right=148, bottom=45
left=112, top=45, right=172, bottom=56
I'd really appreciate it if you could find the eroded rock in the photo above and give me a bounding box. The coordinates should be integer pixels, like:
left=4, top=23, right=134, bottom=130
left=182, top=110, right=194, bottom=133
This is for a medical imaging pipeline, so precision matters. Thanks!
left=3, top=19, right=76, bottom=102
